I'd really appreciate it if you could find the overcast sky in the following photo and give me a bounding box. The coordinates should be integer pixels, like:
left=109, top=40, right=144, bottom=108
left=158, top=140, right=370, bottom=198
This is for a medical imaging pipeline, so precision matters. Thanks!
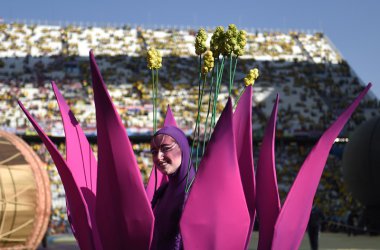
left=2, top=0, right=379, bottom=98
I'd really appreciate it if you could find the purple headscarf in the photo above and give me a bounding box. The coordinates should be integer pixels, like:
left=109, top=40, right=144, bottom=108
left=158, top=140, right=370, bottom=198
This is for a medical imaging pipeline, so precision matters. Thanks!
left=151, top=126, right=195, bottom=250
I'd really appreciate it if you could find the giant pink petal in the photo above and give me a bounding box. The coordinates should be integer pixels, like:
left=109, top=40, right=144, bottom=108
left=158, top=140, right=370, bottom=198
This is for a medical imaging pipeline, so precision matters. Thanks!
left=233, top=85, right=256, bottom=249
left=90, top=51, right=154, bottom=249
left=51, top=82, right=101, bottom=249
left=256, top=94, right=281, bottom=250
left=180, top=99, right=250, bottom=250
left=145, top=164, right=167, bottom=203
left=18, top=101, right=96, bottom=250
left=145, top=105, right=174, bottom=201
left=272, top=83, right=371, bottom=250
left=52, top=82, right=97, bottom=193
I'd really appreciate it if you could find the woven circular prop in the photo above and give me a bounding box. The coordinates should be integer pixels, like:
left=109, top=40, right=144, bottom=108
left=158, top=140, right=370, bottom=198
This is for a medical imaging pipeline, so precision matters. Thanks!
left=0, top=131, right=51, bottom=249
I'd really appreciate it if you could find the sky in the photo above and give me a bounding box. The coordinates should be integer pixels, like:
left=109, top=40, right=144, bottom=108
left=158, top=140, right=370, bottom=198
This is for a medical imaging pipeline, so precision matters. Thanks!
left=2, top=0, right=380, bottom=98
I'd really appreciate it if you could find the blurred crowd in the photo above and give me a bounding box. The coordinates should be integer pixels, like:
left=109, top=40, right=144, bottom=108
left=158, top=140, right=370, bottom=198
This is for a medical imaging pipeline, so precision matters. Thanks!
left=274, top=142, right=363, bottom=232
left=1, top=22, right=379, bottom=234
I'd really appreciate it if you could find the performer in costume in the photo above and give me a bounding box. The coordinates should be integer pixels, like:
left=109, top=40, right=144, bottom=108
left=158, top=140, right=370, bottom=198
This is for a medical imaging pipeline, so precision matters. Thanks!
left=150, top=126, right=195, bottom=250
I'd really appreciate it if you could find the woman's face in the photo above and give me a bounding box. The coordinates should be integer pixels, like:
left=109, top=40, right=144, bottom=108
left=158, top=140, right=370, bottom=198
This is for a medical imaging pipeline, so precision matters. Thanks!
left=150, top=134, right=182, bottom=175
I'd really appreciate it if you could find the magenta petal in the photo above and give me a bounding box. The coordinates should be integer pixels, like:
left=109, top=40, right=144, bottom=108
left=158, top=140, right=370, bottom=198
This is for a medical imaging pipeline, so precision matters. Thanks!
left=51, top=82, right=101, bottom=249
left=145, top=165, right=168, bottom=203
left=52, top=82, right=98, bottom=194
left=145, top=105, right=174, bottom=201
left=145, top=165, right=167, bottom=203
left=90, top=51, right=154, bottom=249
left=272, top=84, right=371, bottom=250
left=233, top=86, right=256, bottom=249
left=180, top=99, right=250, bottom=250
left=18, top=101, right=95, bottom=250
left=256, top=94, right=281, bottom=250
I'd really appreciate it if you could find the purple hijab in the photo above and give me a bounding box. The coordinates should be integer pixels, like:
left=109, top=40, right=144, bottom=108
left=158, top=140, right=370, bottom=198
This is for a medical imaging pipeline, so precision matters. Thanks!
left=151, top=126, right=195, bottom=250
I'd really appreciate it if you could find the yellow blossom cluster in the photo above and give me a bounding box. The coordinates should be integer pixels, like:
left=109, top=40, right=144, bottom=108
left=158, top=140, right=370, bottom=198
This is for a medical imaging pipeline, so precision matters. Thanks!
left=209, top=24, right=247, bottom=58
left=146, top=47, right=162, bottom=70
left=210, top=26, right=225, bottom=58
left=195, top=28, right=207, bottom=56
left=235, top=30, right=247, bottom=56
left=201, top=51, right=214, bottom=75
left=244, top=68, right=259, bottom=86
left=222, top=24, right=239, bottom=56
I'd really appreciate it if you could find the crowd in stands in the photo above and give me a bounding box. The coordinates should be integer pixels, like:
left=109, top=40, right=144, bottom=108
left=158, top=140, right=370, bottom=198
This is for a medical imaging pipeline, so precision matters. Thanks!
left=1, top=23, right=379, bottom=138
left=1, top=22, right=379, bottom=134
left=0, top=23, right=342, bottom=61
left=1, top=22, right=379, bottom=234
left=274, top=142, right=362, bottom=232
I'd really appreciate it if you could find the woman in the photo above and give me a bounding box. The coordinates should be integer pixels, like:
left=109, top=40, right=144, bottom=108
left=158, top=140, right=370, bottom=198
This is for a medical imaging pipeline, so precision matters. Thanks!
left=150, top=126, right=195, bottom=250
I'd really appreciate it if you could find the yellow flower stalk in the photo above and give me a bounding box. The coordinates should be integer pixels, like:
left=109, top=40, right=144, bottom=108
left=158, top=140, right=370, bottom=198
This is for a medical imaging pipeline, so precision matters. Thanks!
left=234, top=68, right=260, bottom=108
left=220, top=24, right=239, bottom=56
left=221, top=24, right=243, bottom=95
left=146, top=47, right=162, bottom=133
left=235, top=30, right=247, bottom=56
left=203, top=50, right=214, bottom=73
left=201, top=66, right=209, bottom=75
left=244, top=68, right=260, bottom=86
left=147, top=47, right=162, bottom=70
left=222, top=24, right=238, bottom=56
left=210, top=26, right=224, bottom=58
left=195, top=28, right=207, bottom=56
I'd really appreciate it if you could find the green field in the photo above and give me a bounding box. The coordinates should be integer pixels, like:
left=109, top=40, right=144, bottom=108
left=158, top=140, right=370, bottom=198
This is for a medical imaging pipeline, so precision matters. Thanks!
left=249, top=232, right=380, bottom=250
left=38, top=232, right=380, bottom=250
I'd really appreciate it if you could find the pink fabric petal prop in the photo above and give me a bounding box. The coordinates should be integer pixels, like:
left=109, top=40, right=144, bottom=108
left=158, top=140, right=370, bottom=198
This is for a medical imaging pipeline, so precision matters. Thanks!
left=51, top=82, right=101, bottom=249
left=52, top=81, right=97, bottom=194
left=145, top=164, right=167, bottom=203
left=180, top=99, right=250, bottom=250
left=90, top=51, right=154, bottom=249
left=18, top=101, right=96, bottom=250
left=233, top=85, right=256, bottom=249
left=272, top=83, right=371, bottom=250
left=145, top=105, right=174, bottom=201
left=256, top=94, right=281, bottom=250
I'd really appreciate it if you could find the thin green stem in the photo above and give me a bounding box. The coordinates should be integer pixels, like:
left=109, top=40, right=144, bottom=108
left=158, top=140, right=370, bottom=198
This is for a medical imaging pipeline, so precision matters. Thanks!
left=185, top=176, right=195, bottom=193
left=218, top=57, right=225, bottom=82
left=202, top=68, right=215, bottom=155
left=216, top=57, right=220, bottom=79
left=151, top=70, right=156, bottom=133
left=197, top=55, right=202, bottom=107
left=211, top=57, right=225, bottom=129
left=233, top=87, right=246, bottom=109
left=186, top=54, right=202, bottom=189
left=151, top=69, right=157, bottom=192
left=154, top=69, right=159, bottom=131
left=195, top=55, right=202, bottom=168
left=206, top=59, right=218, bottom=143
left=229, top=54, right=233, bottom=96
left=195, top=75, right=207, bottom=169
left=232, top=56, right=238, bottom=89
left=186, top=138, right=195, bottom=192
